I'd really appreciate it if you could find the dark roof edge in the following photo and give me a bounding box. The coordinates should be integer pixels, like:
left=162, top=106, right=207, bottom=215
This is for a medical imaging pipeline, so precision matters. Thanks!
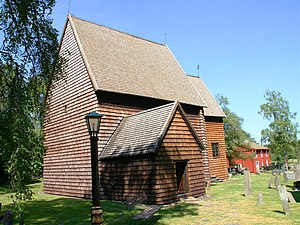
left=124, top=101, right=175, bottom=119
left=97, top=88, right=202, bottom=107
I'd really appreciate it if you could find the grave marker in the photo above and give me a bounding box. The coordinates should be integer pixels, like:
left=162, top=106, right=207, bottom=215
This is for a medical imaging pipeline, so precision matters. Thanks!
left=295, top=164, right=300, bottom=180
left=257, top=193, right=263, bottom=205
left=275, top=175, right=280, bottom=190
left=278, top=185, right=290, bottom=215
left=244, top=170, right=252, bottom=196
left=268, top=177, right=273, bottom=189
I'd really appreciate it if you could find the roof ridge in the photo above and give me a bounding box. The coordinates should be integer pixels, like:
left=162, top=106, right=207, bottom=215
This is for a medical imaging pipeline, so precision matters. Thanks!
left=187, top=75, right=208, bottom=108
left=125, top=101, right=176, bottom=119
left=188, top=74, right=226, bottom=117
left=70, top=14, right=165, bottom=47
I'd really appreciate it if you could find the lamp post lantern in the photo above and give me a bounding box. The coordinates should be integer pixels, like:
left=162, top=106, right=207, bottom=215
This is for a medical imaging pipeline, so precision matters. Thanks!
left=85, top=111, right=104, bottom=225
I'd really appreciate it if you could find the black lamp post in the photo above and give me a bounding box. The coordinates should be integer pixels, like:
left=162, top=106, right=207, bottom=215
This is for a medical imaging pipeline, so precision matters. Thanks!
left=85, top=111, right=104, bottom=225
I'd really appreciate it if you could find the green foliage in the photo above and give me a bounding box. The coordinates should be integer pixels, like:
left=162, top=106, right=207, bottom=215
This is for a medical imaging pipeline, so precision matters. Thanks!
left=0, top=0, right=59, bottom=209
left=216, top=94, right=255, bottom=165
left=259, top=90, right=299, bottom=163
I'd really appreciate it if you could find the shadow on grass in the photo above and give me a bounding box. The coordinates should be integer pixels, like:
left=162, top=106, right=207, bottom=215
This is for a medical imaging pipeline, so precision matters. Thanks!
left=273, top=210, right=286, bottom=215
left=128, top=215, right=161, bottom=225
left=24, top=198, right=147, bottom=225
left=1, top=195, right=200, bottom=225
left=22, top=197, right=91, bottom=225
left=160, top=202, right=199, bottom=218
left=2, top=198, right=131, bottom=225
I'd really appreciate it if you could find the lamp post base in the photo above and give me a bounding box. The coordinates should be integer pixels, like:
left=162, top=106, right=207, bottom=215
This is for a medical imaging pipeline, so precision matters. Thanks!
left=91, top=206, right=104, bottom=225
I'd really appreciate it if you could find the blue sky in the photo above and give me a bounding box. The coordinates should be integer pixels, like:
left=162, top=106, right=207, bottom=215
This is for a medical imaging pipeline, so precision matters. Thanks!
left=53, top=0, right=300, bottom=143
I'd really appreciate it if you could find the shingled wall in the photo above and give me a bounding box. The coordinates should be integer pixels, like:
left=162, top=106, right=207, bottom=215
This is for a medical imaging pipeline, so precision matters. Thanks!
left=100, top=110, right=205, bottom=205
left=187, top=112, right=210, bottom=182
left=205, top=117, right=228, bottom=180
left=43, top=21, right=98, bottom=198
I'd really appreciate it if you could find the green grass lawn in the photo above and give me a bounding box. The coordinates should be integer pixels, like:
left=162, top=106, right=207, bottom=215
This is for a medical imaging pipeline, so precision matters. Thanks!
left=0, top=173, right=299, bottom=224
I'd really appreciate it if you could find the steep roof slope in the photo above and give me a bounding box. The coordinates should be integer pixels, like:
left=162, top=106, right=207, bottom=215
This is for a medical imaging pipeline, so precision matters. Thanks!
left=100, top=101, right=204, bottom=159
left=68, top=15, right=206, bottom=107
left=188, top=75, right=226, bottom=117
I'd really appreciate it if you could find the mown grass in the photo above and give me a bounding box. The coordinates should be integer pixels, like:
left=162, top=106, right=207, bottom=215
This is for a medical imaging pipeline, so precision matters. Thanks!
left=0, top=173, right=299, bottom=224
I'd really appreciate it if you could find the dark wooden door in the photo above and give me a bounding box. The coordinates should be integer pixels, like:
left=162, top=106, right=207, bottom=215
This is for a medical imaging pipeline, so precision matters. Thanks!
left=176, top=161, right=189, bottom=194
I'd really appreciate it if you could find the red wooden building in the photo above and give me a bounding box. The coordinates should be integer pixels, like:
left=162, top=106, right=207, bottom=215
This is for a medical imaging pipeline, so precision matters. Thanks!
left=231, top=142, right=271, bottom=173
left=43, top=15, right=227, bottom=204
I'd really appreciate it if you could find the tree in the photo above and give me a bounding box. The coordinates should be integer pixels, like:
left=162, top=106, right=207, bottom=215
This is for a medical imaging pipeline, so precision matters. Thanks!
left=0, top=0, right=60, bottom=212
left=259, top=90, right=299, bottom=163
left=216, top=95, right=255, bottom=165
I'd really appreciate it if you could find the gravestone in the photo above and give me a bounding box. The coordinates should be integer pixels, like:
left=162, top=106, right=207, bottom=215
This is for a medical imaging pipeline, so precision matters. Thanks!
left=257, top=193, right=263, bottom=205
left=278, top=185, right=291, bottom=215
left=206, top=180, right=211, bottom=191
left=295, top=164, right=300, bottom=180
left=284, top=172, right=288, bottom=182
left=272, top=169, right=281, bottom=175
left=268, top=177, right=273, bottom=188
left=287, top=192, right=296, bottom=203
left=284, top=171, right=295, bottom=181
left=244, top=170, right=252, bottom=196
left=275, top=175, right=280, bottom=190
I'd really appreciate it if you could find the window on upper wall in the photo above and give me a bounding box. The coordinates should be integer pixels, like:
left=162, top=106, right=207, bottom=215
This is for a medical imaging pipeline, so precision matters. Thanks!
left=212, top=143, right=220, bottom=159
left=260, top=150, right=263, bottom=157
left=266, top=150, right=268, bottom=157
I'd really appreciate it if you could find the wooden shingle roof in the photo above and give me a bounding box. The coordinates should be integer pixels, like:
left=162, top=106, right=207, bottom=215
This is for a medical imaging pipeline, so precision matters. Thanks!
left=68, top=15, right=206, bottom=107
left=188, top=75, right=226, bottom=117
left=100, top=101, right=204, bottom=159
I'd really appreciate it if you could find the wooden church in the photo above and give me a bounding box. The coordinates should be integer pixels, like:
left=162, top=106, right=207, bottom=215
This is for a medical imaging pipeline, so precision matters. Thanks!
left=43, top=15, right=227, bottom=204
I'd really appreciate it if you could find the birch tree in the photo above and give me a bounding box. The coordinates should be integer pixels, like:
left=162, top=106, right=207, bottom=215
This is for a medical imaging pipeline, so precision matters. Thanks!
left=0, top=0, right=60, bottom=212
left=259, top=90, right=299, bottom=163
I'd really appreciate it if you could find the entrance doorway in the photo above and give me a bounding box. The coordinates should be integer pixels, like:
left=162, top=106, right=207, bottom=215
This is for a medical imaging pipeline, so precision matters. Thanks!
left=175, top=161, right=189, bottom=195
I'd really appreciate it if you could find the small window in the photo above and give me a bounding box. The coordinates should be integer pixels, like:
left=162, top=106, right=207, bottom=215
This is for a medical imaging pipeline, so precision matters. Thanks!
left=266, top=150, right=268, bottom=157
left=260, top=150, right=263, bottom=157
left=212, top=143, right=220, bottom=159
